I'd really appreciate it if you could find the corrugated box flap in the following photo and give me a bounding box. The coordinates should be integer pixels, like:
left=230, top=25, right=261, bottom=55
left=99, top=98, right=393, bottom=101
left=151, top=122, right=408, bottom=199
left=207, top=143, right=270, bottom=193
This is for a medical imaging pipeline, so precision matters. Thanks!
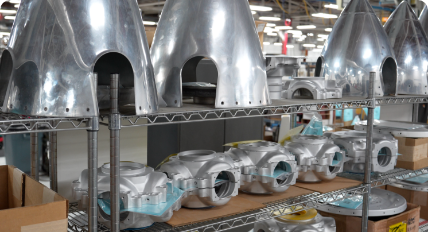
left=7, top=166, right=23, bottom=208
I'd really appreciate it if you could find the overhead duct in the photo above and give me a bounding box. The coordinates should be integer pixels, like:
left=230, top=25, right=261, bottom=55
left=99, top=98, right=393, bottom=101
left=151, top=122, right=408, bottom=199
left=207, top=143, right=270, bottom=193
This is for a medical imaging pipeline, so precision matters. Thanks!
left=384, top=1, right=428, bottom=95
left=151, top=0, right=270, bottom=108
left=0, top=0, right=158, bottom=117
left=315, top=0, right=398, bottom=97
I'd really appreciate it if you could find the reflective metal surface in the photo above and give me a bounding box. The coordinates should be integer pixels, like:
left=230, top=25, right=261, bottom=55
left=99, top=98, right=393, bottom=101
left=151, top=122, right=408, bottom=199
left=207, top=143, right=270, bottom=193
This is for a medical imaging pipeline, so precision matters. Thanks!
left=355, top=120, right=428, bottom=138
left=316, top=188, right=407, bottom=217
left=282, top=77, right=343, bottom=100
left=158, top=150, right=241, bottom=208
left=226, top=141, right=298, bottom=194
left=0, top=0, right=158, bottom=117
left=285, top=135, right=345, bottom=183
left=254, top=208, right=336, bottom=232
left=327, top=131, right=398, bottom=173
left=151, top=0, right=270, bottom=108
left=72, top=162, right=181, bottom=230
left=315, top=0, right=397, bottom=97
left=420, top=5, right=428, bottom=38
left=389, top=178, right=428, bottom=192
left=384, top=1, right=428, bottom=95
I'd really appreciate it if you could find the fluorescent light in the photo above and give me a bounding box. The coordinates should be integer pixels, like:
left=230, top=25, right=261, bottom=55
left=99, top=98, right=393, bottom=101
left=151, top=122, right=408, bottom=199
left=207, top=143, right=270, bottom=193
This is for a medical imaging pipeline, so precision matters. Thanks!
left=0, top=32, right=10, bottom=36
left=274, top=43, right=283, bottom=46
left=286, top=45, right=294, bottom=48
left=9, top=0, right=21, bottom=3
left=276, top=26, right=292, bottom=30
left=303, top=44, right=316, bottom=48
left=143, top=21, right=157, bottom=25
left=250, top=5, right=273, bottom=11
left=318, top=34, right=329, bottom=38
left=297, top=38, right=304, bottom=41
left=292, top=34, right=301, bottom=38
left=324, top=4, right=338, bottom=9
left=267, top=33, right=278, bottom=36
left=287, top=30, right=302, bottom=35
left=14, top=4, right=20, bottom=8
left=317, top=38, right=325, bottom=41
left=259, top=16, right=281, bottom=21
left=317, top=45, right=324, bottom=48
left=325, top=28, right=332, bottom=32
left=263, top=42, right=271, bottom=45
left=271, top=28, right=280, bottom=32
left=264, top=27, right=273, bottom=32
left=266, top=23, right=276, bottom=27
left=0, top=9, right=17, bottom=14
left=4, top=16, right=15, bottom=20
left=307, top=33, right=314, bottom=36
left=297, top=25, right=316, bottom=29
left=313, top=48, right=323, bottom=52
left=252, top=11, right=256, bottom=15
left=312, top=13, right=338, bottom=19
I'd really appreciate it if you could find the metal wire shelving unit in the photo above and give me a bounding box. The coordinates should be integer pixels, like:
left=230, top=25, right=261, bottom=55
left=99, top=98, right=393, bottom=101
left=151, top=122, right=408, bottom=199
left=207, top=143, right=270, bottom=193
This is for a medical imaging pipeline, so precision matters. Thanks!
left=2, top=93, right=426, bottom=232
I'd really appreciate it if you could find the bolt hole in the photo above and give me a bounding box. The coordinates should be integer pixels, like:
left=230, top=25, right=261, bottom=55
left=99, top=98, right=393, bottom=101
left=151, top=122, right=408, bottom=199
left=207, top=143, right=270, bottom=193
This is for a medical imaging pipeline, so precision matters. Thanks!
left=221, top=102, right=224, bottom=105
left=139, top=106, right=142, bottom=110
left=236, top=102, right=238, bottom=105
left=149, top=105, right=151, bottom=109
left=86, top=108, right=90, bottom=112
left=66, top=108, right=70, bottom=112
left=9, top=104, right=12, bottom=108
left=174, top=100, right=177, bottom=104
left=260, top=100, right=262, bottom=103
left=44, top=107, right=48, bottom=111
left=24, top=106, right=27, bottom=110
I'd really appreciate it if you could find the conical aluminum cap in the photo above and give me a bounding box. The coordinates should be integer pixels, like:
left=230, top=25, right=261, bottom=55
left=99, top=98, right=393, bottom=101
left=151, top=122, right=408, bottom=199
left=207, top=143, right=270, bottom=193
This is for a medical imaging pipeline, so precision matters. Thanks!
left=384, top=1, right=428, bottom=95
left=315, top=0, right=397, bottom=97
left=419, top=5, right=428, bottom=36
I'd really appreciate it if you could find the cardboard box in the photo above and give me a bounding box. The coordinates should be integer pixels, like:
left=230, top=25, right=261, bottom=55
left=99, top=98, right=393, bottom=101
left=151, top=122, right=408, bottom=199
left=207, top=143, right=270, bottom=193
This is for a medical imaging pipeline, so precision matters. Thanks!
left=395, top=157, right=428, bottom=170
left=396, top=137, right=428, bottom=162
left=387, top=185, right=428, bottom=221
left=145, top=26, right=156, bottom=48
left=0, top=165, right=68, bottom=232
left=255, top=21, right=266, bottom=49
left=295, top=177, right=362, bottom=193
left=319, top=203, right=420, bottom=232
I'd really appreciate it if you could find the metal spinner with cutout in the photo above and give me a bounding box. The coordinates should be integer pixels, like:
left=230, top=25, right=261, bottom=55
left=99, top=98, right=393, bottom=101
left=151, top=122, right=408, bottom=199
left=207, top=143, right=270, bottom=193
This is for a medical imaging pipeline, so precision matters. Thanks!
left=282, top=77, right=343, bottom=100
left=158, top=150, right=240, bottom=208
left=285, top=135, right=346, bottom=183
left=326, top=131, right=398, bottom=173
left=226, top=141, right=298, bottom=194
left=254, top=208, right=336, bottom=232
left=316, top=188, right=407, bottom=217
left=71, top=162, right=181, bottom=230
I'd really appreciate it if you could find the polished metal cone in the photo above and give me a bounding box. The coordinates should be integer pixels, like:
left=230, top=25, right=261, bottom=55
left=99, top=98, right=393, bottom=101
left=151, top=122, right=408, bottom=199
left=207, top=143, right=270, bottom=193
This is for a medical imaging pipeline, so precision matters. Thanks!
left=384, top=1, right=428, bottom=95
left=420, top=5, right=428, bottom=36
left=315, top=0, right=397, bottom=97
left=151, top=0, right=270, bottom=108
left=0, top=0, right=158, bottom=117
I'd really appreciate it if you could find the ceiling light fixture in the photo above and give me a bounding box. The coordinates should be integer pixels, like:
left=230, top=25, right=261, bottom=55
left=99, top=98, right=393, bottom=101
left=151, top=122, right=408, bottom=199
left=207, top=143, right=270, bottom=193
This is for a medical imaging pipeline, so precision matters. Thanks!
left=317, top=38, right=325, bottom=41
left=286, top=45, right=294, bottom=48
left=312, top=13, right=338, bottom=19
left=252, top=11, right=256, bottom=15
left=143, top=21, right=157, bottom=25
left=263, top=42, right=271, bottom=45
left=4, top=15, right=15, bottom=20
left=307, top=33, right=314, bottom=36
left=266, top=23, right=276, bottom=27
left=276, top=26, right=292, bottom=30
left=318, top=34, right=329, bottom=38
left=0, top=9, right=17, bottom=14
left=324, top=4, right=338, bottom=9
left=0, top=32, right=10, bottom=36
left=317, top=45, right=324, bottom=48
left=313, top=48, right=323, bottom=52
left=303, top=44, right=316, bottom=48
left=297, top=25, right=316, bottom=29
left=274, top=43, right=283, bottom=46
left=325, top=28, right=332, bottom=32
left=250, top=5, right=273, bottom=11
left=287, top=30, right=302, bottom=35
left=14, top=4, right=19, bottom=8
left=259, top=16, right=281, bottom=21
left=267, top=32, right=278, bottom=36
left=9, top=0, right=21, bottom=3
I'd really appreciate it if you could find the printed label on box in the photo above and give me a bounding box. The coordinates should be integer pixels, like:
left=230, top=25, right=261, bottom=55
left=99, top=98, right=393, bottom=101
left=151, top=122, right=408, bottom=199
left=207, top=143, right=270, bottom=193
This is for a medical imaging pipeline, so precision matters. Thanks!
left=389, top=221, right=406, bottom=232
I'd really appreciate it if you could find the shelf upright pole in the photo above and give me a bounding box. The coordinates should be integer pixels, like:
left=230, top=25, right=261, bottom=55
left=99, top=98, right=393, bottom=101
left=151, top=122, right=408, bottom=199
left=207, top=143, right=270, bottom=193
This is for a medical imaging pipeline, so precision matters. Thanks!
left=49, top=123, right=58, bottom=191
left=412, top=104, right=419, bottom=123
left=87, top=73, right=99, bottom=232
left=30, top=122, right=39, bottom=181
left=361, top=72, right=376, bottom=232
left=109, top=74, right=121, bottom=232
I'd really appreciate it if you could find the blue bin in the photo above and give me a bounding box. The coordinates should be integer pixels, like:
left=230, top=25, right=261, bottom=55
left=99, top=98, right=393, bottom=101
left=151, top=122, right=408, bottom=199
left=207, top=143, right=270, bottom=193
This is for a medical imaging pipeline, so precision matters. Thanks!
left=4, top=132, right=43, bottom=174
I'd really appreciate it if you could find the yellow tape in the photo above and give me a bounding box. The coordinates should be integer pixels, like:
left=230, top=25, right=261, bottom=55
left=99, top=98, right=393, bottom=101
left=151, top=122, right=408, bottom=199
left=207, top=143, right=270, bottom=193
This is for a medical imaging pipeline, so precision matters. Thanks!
left=155, top=154, right=178, bottom=170
left=278, top=208, right=317, bottom=221
left=223, top=140, right=264, bottom=148
left=278, top=125, right=304, bottom=146
left=389, top=222, right=406, bottom=232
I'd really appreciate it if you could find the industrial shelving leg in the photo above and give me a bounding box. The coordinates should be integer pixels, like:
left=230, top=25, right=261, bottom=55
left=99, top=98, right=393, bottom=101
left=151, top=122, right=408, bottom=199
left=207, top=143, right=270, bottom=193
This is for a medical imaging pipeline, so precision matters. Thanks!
left=87, top=116, right=99, bottom=232
left=49, top=126, right=58, bottom=191
left=361, top=72, right=376, bottom=231
left=30, top=122, right=39, bottom=181
left=109, top=74, right=121, bottom=232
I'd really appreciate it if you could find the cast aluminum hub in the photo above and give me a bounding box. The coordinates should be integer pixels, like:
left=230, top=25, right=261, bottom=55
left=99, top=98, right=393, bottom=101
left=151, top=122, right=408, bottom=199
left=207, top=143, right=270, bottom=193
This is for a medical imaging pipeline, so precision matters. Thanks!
left=254, top=208, right=336, bottom=232
left=355, top=120, right=428, bottom=138
left=326, top=131, right=398, bottom=173
left=158, top=150, right=240, bottom=208
left=316, top=188, right=407, bottom=217
left=282, top=77, right=343, bottom=100
left=72, top=162, right=181, bottom=230
left=226, top=141, right=298, bottom=194
left=285, top=135, right=345, bottom=183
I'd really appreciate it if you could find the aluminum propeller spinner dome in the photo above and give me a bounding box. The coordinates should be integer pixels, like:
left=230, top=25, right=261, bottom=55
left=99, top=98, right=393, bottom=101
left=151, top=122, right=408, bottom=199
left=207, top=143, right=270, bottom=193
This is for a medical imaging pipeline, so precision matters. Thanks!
left=384, top=1, right=428, bottom=95
left=315, top=0, right=398, bottom=97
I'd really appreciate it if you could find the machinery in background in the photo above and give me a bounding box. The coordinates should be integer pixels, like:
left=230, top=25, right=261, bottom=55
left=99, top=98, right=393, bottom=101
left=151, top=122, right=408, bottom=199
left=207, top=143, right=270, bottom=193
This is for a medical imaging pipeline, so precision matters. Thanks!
left=285, top=135, right=345, bottom=182
left=354, top=120, right=428, bottom=138
left=282, top=77, right=343, bottom=100
left=72, top=162, right=182, bottom=230
left=384, top=1, right=428, bottom=96
left=254, top=208, right=336, bottom=232
left=326, top=131, right=398, bottom=173
left=158, top=150, right=240, bottom=208
left=226, top=141, right=298, bottom=194
left=265, top=55, right=303, bottom=99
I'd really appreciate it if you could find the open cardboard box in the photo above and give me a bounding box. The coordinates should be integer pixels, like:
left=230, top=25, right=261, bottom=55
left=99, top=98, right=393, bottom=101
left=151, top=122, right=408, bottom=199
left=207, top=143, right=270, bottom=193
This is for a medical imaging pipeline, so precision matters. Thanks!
left=0, top=165, right=68, bottom=232
left=395, top=157, right=428, bottom=170
left=319, top=203, right=420, bottom=232
left=387, top=185, right=428, bottom=221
